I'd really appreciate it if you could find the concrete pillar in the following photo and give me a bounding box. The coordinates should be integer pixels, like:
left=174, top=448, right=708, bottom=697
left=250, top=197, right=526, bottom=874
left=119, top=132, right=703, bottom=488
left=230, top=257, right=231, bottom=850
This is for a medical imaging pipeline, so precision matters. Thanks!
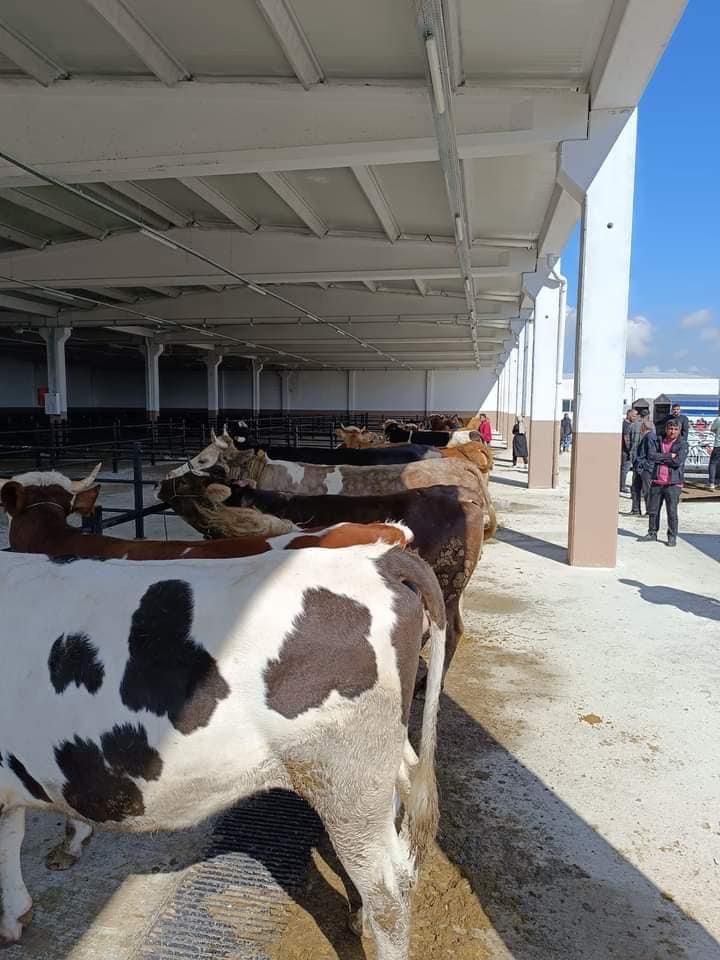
left=424, top=369, right=434, bottom=417
left=206, top=351, right=223, bottom=426
left=251, top=359, right=264, bottom=417
left=514, top=321, right=525, bottom=418
left=528, top=282, right=561, bottom=488
left=39, top=327, right=71, bottom=421
left=552, top=274, right=568, bottom=488
left=522, top=317, right=534, bottom=418
left=279, top=370, right=292, bottom=413
left=567, top=111, right=637, bottom=567
left=346, top=370, right=356, bottom=417
left=144, top=341, right=164, bottom=422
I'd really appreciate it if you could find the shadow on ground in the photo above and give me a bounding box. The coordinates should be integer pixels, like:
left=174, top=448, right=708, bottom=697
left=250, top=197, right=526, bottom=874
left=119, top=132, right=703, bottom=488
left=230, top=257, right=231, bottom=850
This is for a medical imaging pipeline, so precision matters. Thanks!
left=620, top=578, right=720, bottom=622
left=495, top=526, right=567, bottom=564
left=681, top=532, right=720, bottom=563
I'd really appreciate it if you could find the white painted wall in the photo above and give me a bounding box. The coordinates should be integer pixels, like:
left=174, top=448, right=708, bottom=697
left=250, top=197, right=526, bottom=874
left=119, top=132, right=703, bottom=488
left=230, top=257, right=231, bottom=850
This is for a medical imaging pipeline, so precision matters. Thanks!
left=221, top=369, right=252, bottom=409
left=432, top=369, right=496, bottom=412
left=289, top=371, right=347, bottom=410
left=0, top=356, right=40, bottom=406
left=355, top=371, right=425, bottom=411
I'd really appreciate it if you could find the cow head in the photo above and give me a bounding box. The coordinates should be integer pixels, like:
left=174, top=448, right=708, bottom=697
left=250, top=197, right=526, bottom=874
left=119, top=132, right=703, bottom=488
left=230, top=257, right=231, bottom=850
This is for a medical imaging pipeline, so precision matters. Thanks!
left=0, top=464, right=102, bottom=519
left=166, top=427, right=238, bottom=479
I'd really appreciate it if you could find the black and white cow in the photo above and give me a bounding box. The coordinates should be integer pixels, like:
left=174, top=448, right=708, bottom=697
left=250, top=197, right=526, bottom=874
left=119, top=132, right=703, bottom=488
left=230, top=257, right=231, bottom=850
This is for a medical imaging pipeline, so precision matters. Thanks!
left=0, top=545, right=445, bottom=959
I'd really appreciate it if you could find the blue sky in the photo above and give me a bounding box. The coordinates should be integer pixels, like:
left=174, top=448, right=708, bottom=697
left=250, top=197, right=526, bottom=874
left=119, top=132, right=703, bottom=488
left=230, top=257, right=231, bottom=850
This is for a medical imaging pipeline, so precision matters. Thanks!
left=562, top=0, right=720, bottom=376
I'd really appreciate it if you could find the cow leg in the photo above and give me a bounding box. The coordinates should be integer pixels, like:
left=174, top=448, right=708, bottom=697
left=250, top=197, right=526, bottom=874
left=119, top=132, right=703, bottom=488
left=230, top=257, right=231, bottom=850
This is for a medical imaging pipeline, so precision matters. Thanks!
left=326, top=811, right=413, bottom=960
left=45, top=818, right=93, bottom=871
left=0, top=807, right=32, bottom=943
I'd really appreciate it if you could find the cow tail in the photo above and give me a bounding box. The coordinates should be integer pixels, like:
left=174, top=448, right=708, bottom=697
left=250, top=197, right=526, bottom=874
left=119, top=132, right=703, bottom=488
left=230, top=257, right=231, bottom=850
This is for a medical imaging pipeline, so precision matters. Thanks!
left=401, top=562, right=446, bottom=869
left=476, top=468, right=497, bottom=539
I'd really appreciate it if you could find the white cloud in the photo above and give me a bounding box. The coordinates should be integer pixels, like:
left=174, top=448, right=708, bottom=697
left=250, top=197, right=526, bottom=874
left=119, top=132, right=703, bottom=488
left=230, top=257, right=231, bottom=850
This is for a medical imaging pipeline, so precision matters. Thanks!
left=626, top=315, right=654, bottom=357
left=640, top=365, right=661, bottom=374
left=680, top=308, right=712, bottom=329
left=699, top=327, right=720, bottom=345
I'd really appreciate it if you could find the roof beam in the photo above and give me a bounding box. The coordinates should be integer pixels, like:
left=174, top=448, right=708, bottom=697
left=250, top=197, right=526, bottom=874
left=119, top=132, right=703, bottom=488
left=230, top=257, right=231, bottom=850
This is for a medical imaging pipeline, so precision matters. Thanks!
left=351, top=166, right=401, bottom=242
left=363, top=280, right=378, bottom=293
left=108, top=181, right=191, bottom=227
left=84, top=183, right=170, bottom=230
left=443, top=0, right=464, bottom=90
left=414, top=279, right=428, bottom=296
left=0, top=81, right=588, bottom=188
left=178, top=177, right=258, bottom=233
left=82, top=0, right=190, bottom=86
left=258, top=173, right=327, bottom=237
left=255, top=0, right=323, bottom=89
left=0, top=20, right=67, bottom=86
left=0, top=222, right=48, bottom=250
left=86, top=286, right=138, bottom=303
left=590, top=0, right=687, bottom=110
left=2, top=189, right=106, bottom=239
left=0, top=293, right=57, bottom=316
left=144, top=285, right=181, bottom=298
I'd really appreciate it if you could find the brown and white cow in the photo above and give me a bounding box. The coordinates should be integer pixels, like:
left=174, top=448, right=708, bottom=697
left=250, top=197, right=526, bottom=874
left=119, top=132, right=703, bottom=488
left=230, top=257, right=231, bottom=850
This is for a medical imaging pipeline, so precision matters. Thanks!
left=1, top=469, right=411, bottom=563
left=159, top=474, right=485, bottom=681
left=0, top=542, right=444, bottom=958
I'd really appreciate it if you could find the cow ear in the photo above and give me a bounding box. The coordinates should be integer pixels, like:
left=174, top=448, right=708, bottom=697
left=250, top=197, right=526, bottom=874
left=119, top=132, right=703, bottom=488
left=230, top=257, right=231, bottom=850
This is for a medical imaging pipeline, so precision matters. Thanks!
left=0, top=481, right=24, bottom=517
left=71, top=485, right=100, bottom=516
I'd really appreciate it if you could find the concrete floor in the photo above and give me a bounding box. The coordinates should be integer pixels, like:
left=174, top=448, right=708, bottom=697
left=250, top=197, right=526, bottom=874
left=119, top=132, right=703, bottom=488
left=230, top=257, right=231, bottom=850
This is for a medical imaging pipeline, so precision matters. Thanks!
left=1, top=454, right=719, bottom=958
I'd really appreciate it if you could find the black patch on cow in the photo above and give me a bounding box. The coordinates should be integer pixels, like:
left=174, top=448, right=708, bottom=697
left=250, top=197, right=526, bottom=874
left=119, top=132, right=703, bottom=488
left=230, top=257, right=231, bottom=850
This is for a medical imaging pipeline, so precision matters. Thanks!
left=121, top=580, right=230, bottom=735
left=264, top=587, right=377, bottom=719
left=100, top=723, right=163, bottom=781
left=54, top=723, right=162, bottom=823
left=49, top=632, right=105, bottom=695
left=8, top=754, right=52, bottom=803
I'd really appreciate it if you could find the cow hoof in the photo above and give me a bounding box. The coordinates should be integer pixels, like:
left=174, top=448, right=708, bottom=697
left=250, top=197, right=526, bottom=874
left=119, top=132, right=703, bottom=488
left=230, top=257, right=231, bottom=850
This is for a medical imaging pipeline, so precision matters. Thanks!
left=45, top=843, right=80, bottom=871
left=18, top=908, right=33, bottom=929
left=0, top=904, right=32, bottom=944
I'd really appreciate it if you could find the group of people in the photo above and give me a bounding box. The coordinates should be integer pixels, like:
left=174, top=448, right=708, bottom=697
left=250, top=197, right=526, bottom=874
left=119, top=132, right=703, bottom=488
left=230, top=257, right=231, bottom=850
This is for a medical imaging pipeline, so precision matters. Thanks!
left=620, top=402, right=690, bottom=547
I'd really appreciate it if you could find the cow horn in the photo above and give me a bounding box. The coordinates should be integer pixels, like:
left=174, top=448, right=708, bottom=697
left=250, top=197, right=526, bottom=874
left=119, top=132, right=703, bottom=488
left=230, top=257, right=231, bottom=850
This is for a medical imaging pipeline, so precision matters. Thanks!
left=210, top=428, right=218, bottom=442
left=222, top=424, right=231, bottom=438
left=70, top=462, right=102, bottom=493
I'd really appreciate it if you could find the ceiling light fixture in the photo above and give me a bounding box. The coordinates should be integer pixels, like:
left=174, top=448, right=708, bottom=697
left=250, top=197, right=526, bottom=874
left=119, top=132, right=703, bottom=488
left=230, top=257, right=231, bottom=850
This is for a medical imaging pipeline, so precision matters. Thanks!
left=425, top=35, right=446, bottom=115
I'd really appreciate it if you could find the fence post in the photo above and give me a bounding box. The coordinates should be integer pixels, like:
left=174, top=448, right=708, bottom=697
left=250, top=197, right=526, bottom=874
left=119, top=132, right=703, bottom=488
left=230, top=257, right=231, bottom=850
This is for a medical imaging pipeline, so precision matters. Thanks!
left=132, top=444, right=145, bottom=539
left=181, top=419, right=187, bottom=458
left=112, top=421, right=120, bottom=473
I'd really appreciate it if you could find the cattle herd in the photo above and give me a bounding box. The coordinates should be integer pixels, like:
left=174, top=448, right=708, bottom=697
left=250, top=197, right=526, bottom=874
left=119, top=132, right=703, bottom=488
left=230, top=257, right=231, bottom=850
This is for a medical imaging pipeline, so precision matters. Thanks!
left=0, top=414, right=494, bottom=960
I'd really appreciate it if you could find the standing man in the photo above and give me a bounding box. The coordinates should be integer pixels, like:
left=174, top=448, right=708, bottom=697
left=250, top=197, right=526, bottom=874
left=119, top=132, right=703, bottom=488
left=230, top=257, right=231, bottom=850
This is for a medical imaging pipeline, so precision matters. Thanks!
left=708, top=409, right=720, bottom=491
left=639, top=419, right=688, bottom=547
left=620, top=408, right=640, bottom=493
left=664, top=403, right=689, bottom=439
left=560, top=413, right=573, bottom=453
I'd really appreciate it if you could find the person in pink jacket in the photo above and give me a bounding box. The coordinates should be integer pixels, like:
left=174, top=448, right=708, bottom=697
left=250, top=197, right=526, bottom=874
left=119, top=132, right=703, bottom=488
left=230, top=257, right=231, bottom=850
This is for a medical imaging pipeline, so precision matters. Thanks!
left=477, top=413, right=493, bottom=445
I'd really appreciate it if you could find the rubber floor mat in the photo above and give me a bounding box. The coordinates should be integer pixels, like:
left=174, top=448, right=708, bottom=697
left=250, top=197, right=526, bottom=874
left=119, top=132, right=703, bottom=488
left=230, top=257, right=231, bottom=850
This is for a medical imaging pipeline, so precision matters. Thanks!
left=139, top=790, right=323, bottom=960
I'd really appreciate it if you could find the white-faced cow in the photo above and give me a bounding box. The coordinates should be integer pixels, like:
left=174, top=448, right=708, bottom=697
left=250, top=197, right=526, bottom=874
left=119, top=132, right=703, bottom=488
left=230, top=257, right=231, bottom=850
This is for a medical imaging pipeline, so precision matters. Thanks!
left=0, top=544, right=445, bottom=959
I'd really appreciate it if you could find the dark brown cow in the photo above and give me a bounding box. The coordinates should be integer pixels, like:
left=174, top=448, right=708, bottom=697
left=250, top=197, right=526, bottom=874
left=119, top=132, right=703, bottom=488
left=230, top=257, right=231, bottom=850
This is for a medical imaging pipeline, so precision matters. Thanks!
left=159, top=474, right=484, bottom=681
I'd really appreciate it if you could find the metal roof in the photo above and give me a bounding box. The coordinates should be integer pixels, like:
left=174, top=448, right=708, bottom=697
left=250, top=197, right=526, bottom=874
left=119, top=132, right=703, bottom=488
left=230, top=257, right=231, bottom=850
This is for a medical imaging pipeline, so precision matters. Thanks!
left=0, top=0, right=687, bottom=372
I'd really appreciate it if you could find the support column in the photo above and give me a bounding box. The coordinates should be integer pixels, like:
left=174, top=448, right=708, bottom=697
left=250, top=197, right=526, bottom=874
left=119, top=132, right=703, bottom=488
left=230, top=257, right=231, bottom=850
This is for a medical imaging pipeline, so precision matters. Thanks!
left=552, top=273, right=568, bottom=488
left=39, top=327, right=71, bottom=421
left=424, top=370, right=434, bottom=417
left=567, top=110, right=637, bottom=567
left=205, top=351, right=223, bottom=428
left=522, top=317, right=534, bottom=418
left=144, top=341, right=164, bottom=423
left=528, top=282, right=561, bottom=488
left=279, top=370, right=292, bottom=413
left=346, top=370, right=356, bottom=417
left=251, top=359, right=264, bottom=418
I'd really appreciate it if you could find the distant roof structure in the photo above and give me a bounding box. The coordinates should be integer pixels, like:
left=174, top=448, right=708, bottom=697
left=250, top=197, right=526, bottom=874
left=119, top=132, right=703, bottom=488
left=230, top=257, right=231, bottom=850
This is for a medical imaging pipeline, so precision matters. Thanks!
left=0, top=0, right=687, bottom=371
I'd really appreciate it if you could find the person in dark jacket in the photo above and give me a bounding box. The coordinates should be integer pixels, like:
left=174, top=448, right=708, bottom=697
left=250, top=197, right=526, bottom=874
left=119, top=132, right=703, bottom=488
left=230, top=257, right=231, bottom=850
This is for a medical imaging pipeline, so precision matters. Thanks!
left=560, top=414, right=573, bottom=453
left=657, top=403, right=689, bottom=440
left=639, top=419, right=688, bottom=546
left=620, top=409, right=640, bottom=492
left=630, top=421, right=654, bottom=516
left=512, top=416, right=528, bottom=467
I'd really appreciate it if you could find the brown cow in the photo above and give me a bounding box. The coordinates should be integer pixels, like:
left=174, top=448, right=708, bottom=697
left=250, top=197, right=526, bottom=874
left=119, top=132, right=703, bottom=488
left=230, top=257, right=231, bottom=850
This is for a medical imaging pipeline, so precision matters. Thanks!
left=0, top=469, right=413, bottom=562
left=335, top=424, right=387, bottom=448
left=159, top=474, right=484, bottom=682
left=167, top=438, right=497, bottom=537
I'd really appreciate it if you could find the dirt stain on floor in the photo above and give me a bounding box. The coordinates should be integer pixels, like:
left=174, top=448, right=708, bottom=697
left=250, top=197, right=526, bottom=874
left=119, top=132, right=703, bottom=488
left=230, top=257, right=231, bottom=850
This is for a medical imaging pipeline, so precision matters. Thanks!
left=579, top=713, right=603, bottom=726
left=269, top=842, right=492, bottom=960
